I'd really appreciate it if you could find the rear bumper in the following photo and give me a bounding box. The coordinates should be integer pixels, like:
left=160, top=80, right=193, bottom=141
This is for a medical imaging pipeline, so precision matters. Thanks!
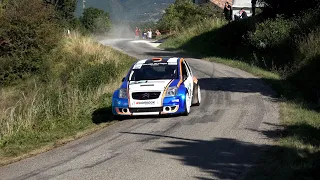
left=112, top=95, right=186, bottom=116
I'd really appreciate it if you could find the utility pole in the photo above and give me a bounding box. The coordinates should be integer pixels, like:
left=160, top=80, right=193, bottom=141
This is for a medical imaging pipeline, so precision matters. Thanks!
left=82, top=0, right=86, bottom=9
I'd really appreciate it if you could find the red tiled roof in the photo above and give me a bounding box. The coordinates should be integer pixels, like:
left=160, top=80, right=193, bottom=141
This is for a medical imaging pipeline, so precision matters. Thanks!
left=210, top=0, right=233, bottom=8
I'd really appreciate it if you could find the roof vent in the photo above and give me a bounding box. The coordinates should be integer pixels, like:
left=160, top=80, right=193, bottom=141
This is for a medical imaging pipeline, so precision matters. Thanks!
left=152, top=58, right=162, bottom=61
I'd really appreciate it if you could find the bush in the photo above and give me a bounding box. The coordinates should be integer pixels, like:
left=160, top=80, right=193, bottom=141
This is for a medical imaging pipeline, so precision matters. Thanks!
left=247, top=9, right=320, bottom=69
left=157, top=0, right=222, bottom=33
left=248, top=17, right=295, bottom=49
left=0, top=0, right=61, bottom=85
left=45, top=0, right=78, bottom=21
left=76, top=62, right=118, bottom=91
left=287, top=29, right=320, bottom=102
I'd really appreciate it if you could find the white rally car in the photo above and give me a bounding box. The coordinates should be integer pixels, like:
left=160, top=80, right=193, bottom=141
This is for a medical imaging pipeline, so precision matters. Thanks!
left=112, top=57, right=201, bottom=117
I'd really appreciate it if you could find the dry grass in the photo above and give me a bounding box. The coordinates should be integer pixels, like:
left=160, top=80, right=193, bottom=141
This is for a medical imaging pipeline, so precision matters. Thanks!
left=63, top=32, right=124, bottom=65
left=0, top=80, right=119, bottom=138
left=297, top=28, right=320, bottom=62
left=0, top=33, right=135, bottom=160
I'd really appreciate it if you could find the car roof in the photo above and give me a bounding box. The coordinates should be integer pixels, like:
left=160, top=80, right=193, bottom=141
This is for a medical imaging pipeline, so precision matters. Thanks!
left=135, top=57, right=181, bottom=65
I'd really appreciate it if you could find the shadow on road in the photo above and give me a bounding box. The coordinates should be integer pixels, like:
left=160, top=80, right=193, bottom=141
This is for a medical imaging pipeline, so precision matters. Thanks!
left=244, top=122, right=320, bottom=180
left=121, top=125, right=319, bottom=180
left=91, top=107, right=114, bottom=124
left=150, top=137, right=267, bottom=179
left=198, top=77, right=278, bottom=99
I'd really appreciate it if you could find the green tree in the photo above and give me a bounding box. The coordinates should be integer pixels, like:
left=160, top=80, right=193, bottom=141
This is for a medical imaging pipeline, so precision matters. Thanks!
left=157, top=4, right=180, bottom=32
left=81, top=7, right=112, bottom=34
left=158, top=0, right=220, bottom=32
left=44, top=0, right=78, bottom=23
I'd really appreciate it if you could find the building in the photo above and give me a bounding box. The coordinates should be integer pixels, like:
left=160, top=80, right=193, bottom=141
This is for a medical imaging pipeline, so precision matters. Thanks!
left=231, top=0, right=264, bottom=19
left=211, top=0, right=233, bottom=8
left=194, top=0, right=264, bottom=20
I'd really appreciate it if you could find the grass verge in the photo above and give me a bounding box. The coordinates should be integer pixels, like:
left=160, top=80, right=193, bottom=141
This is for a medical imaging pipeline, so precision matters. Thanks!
left=160, top=17, right=319, bottom=178
left=0, top=33, right=136, bottom=165
left=205, top=57, right=320, bottom=179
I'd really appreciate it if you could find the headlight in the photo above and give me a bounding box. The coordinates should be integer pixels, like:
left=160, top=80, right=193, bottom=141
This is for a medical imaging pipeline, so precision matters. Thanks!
left=165, top=87, right=178, bottom=97
left=119, top=88, right=128, bottom=98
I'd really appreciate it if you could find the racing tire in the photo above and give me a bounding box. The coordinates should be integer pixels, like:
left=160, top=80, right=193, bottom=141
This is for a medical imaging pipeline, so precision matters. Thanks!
left=192, top=83, right=201, bottom=106
left=182, top=93, right=191, bottom=116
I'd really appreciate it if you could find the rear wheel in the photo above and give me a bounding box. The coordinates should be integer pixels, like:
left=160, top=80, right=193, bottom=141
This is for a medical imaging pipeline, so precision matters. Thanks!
left=192, top=84, right=201, bottom=106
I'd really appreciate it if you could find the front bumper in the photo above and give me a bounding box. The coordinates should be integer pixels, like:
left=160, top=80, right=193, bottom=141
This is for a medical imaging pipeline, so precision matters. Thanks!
left=112, top=95, right=186, bottom=116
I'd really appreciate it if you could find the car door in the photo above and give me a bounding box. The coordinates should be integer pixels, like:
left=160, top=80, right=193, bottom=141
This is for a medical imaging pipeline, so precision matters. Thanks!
left=182, top=60, right=193, bottom=101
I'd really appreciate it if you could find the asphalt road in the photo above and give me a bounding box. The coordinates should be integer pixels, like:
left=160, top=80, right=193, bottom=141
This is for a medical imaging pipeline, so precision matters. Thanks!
left=0, top=39, right=279, bottom=180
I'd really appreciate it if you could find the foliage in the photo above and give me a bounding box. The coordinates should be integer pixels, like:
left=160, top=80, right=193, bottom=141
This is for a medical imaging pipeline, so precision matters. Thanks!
left=0, top=0, right=61, bottom=85
left=161, top=7, right=320, bottom=103
left=248, top=17, right=294, bottom=49
left=80, top=7, right=112, bottom=34
left=44, top=0, right=78, bottom=22
left=246, top=10, right=320, bottom=101
left=261, top=0, right=320, bottom=16
left=0, top=0, right=128, bottom=162
left=157, top=0, right=222, bottom=32
left=286, top=29, right=320, bottom=102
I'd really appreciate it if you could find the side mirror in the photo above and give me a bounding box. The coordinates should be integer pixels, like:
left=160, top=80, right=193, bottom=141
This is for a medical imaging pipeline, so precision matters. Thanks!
left=122, top=77, right=125, bottom=82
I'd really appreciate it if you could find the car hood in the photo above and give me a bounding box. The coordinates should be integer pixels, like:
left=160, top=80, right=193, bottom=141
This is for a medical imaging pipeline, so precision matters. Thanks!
left=128, top=80, right=172, bottom=92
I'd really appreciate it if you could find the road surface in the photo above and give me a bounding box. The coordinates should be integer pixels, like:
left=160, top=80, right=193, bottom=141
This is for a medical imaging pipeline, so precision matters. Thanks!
left=0, top=39, right=279, bottom=180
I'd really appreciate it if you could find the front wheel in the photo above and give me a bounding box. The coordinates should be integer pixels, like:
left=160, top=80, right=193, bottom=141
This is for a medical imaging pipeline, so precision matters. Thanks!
left=183, top=92, right=191, bottom=116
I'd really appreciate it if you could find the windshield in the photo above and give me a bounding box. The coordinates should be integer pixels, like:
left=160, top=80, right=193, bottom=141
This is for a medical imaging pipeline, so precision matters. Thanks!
left=129, top=63, right=178, bottom=81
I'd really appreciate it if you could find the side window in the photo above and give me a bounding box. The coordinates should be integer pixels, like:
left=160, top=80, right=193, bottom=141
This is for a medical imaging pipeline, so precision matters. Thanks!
left=181, top=62, right=188, bottom=79
left=183, top=61, right=191, bottom=76
left=184, top=61, right=192, bottom=76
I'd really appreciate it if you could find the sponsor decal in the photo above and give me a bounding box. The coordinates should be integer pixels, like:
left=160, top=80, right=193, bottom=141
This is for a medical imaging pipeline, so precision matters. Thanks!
left=130, top=80, right=148, bottom=84
left=149, top=62, right=167, bottom=66
left=168, top=62, right=178, bottom=65
left=140, top=84, right=154, bottom=87
left=135, top=101, right=156, bottom=105
left=172, top=99, right=179, bottom=102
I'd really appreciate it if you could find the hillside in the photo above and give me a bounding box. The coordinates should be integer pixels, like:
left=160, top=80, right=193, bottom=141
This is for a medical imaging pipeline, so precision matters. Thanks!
left=75, top=0, right=175, bottom=22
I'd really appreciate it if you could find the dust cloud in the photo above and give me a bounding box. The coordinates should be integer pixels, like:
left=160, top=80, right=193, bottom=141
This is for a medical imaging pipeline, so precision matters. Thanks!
left=106, top=23, right=135, bottom=39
